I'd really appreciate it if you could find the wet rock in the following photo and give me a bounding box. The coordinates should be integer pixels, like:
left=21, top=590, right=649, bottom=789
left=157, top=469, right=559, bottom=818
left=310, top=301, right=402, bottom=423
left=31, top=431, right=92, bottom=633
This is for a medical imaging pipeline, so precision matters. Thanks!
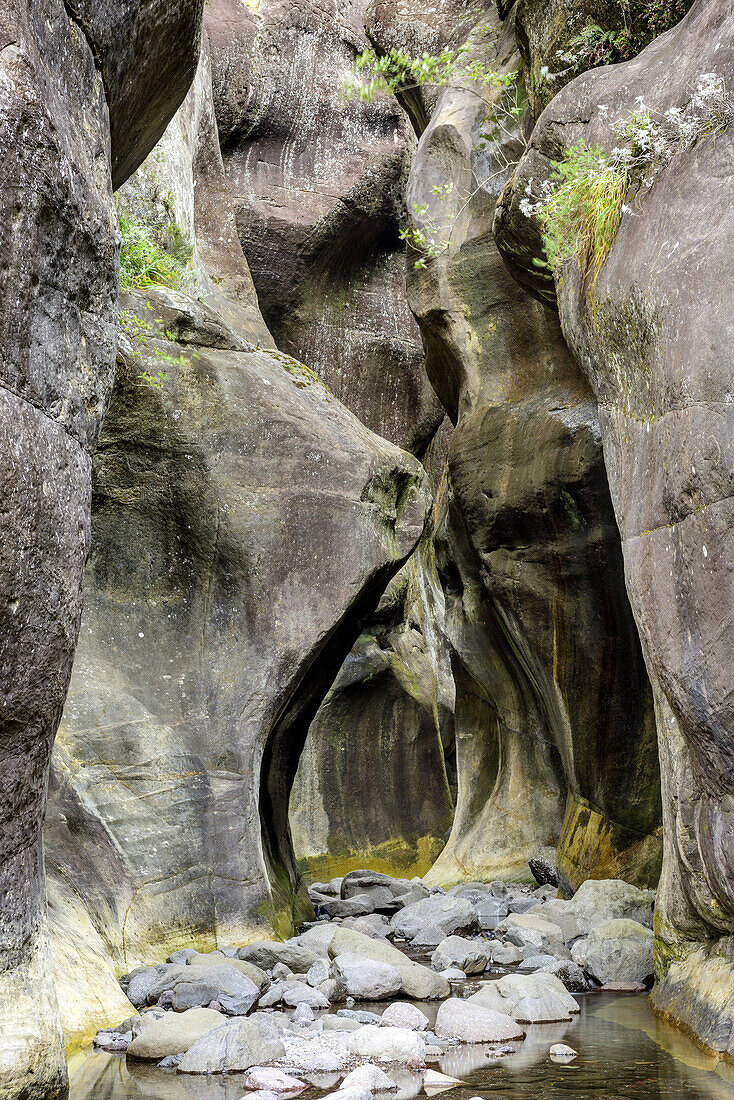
left=434, top=998, right=524, bottom=1044
left=568, top=881, right=655, bottom=934
left=127, top=1007, right=225, bottom=1060
left=474, top=898, right=510, bottom=932
left=347, top=1025, right=426, bottom=1064
left=581, top=920, right=654, bottom=985
left=549, top=1044, right=577, bottom=1061
left=177, top=1018, right=285, bottom=1074
left=379, top=1002, right=430, bottom=1031
left=469, top=973, right=580, bottom=1023
left=431, top=937, right=488, bottom=975
left=329, top=929, right=450, bottom=1000
left=528, top=848, right=559, bottom=888
left=332, top=954, right=402, bottom=1001
left=438, top=968, right=467, bottom=982
left=422, top=1070, right=463, bottom=1092
left=391, top=897, right=479, bottom=942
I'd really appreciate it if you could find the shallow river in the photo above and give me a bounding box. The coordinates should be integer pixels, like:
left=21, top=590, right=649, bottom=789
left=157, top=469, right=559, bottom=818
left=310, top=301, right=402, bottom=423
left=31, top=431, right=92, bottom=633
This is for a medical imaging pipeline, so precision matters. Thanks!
left=69, top=992, right=734, bottom=1100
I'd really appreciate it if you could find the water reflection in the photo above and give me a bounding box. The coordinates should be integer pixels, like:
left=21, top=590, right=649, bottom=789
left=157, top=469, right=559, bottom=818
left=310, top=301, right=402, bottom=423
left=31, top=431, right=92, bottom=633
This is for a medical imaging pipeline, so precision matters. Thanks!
left=69, top=994, right=734, bottom=1100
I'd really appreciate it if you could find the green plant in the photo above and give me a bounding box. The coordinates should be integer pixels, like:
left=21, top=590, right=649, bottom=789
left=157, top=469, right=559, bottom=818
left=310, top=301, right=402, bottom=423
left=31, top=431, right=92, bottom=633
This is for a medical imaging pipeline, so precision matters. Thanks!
left=118, top=306, right=190, bottom=388
left=523, top=73, right=733, bottom=282
left=118, top=210, right=192, bottom=291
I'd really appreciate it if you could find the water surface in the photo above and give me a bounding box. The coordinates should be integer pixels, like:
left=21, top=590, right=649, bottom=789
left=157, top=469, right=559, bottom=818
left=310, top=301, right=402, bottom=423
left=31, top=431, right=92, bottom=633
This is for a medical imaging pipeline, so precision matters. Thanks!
left=69, top=993, right=734, bottom=1100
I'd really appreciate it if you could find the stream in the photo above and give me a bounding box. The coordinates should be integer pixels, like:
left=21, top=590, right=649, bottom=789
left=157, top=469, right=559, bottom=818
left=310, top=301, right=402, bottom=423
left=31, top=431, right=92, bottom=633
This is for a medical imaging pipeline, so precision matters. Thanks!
left=69, top=991, right=734, bottom=1100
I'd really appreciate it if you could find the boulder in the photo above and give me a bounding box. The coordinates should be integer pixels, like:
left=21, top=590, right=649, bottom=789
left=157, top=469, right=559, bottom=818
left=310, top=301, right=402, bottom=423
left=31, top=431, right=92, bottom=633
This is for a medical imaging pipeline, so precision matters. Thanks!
left=434, top=998, right=524, bottom=1043
left=292, top=926, right=338, bottom=958
left=347, top=1025, right=426, bottom=1064
left=379, top=1002, right=430, bottom=1031
left=170, top=966, right=260, bottom=1015
left=497, top=914, right=565, bottom=954
left=469, top=973, right=580, bottom=1023
left=177, top=1018, right=285, bottom=1074
left=332, top=954, right=402, bottom=1001
left=126, top=1007, right=225, bottom=1060
left=317, top=896, right=377, bottom=919
left=239, top=943, right=320, bottom=974
left=489, top=942, right=522, bottom=966
left=526, top=902, right=582, bottom=945
left=582, top=919, right=654, bottom=985
left=243, top=1069, right=308, bottom=1093
left=528, top=848, right=559, bottom=888
left=568, top=881, right=655, bottom=934
left=282, top=983, right=330, bottom=1009
left=328, top=928, right=450, bottom=1000
left=307, top=960, right=331, bottom=988
left=422, top=1070, right=463, bottom=1092
left=391, top=897, right=478, bottom=942
left=474, top=898, right=509, bottom=932
left=341, top=871, right=410, bottom=900
left=278, top=1034, right=351, bottom=1072
left=431, top=937, right=488, bottom=975
left=544, top=960, right=590, bottom=993
left=341, top=1064, right=397, bottom=1091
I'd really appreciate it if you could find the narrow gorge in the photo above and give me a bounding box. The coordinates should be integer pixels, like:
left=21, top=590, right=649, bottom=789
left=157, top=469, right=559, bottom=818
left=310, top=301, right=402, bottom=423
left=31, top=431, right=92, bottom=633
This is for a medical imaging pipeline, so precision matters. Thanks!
left=0, top=1, right=732, bottom=1098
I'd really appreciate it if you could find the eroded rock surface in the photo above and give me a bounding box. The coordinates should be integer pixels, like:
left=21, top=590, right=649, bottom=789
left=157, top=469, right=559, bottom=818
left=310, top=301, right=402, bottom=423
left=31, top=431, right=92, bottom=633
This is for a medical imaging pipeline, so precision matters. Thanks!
left=494, top=0, right=734, bottom=1055
left=370, top=0, right=661, bottom=888
left=0, top=1, right=203, bottom=1095
left=206, top=0, right=443, bottom=453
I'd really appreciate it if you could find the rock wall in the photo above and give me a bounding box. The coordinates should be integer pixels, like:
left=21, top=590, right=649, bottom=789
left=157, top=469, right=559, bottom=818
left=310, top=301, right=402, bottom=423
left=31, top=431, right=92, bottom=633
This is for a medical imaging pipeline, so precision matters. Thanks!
left=0, top=2, right=203, bottom=1095
left=205, top=0, right=443, bottom=454
left=367, top=1, right=662, bottom=888
left=494, top=0, right=734, bottom=1057
left=46, top=45, right=430, bottom=1056
left=290, top=512, right=456, bottom=881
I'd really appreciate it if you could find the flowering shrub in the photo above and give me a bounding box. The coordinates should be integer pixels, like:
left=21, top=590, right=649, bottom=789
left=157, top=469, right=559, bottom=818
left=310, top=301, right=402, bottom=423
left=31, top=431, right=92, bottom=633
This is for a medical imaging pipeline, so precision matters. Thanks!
left=520, top=74, right=733, bottom=282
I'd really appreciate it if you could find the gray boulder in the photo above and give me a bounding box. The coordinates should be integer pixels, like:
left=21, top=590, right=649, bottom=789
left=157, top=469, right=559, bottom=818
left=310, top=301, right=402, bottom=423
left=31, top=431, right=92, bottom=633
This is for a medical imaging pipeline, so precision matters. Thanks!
left=489, top=941, right=522, bottom=966
left=528, top=847, right=559, bottom=888
left=126, top=1007, right=225, bottom=1060
left=469, top=972, right=580, bottom=1023
left=177, top=1018, right=285, bottom=1074
left=434, top=998, right=524, bottom=1043
left=282, top=982, right=330, bottom=1009
left=431, top=936, right=488, bottom=975
left=545, top=959, right=590, bottom=993
left=332, top=954, right=402, bottom=1001
left=171, top=965, right=259, bottom=1015
left=391, top=897, right=478, bottom=942
left=239, top=942, right=320, bottom=974
left=346, top=1025, right=425, bottom=1063
left=581, top=919, right=654, bottom=985
left=328, top=928, right=449, bottom=1000
left=568, top=880, right=655, bottom=934
left=379, top=1002, right=430, bottom=1031
left=497, top=914, right=565, bottom=954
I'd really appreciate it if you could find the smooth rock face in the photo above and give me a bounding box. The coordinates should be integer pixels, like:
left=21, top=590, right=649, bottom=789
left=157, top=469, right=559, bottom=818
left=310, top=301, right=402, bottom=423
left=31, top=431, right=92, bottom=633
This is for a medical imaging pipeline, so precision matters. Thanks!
left=370, top=0, right=662, bottom=892
left=205, top=0, right=441, bottom=453
left=434, top=998, right=524, bottom=1043
left=493, top=0, right=734, bottom=1054
left=0, top=0, right=205, bottom=1092
left=47, top=265, right=428, bottom=1022
left=126, top=1007, right=224, bottom=1060
left=581, top=920, right=654, bottom=985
